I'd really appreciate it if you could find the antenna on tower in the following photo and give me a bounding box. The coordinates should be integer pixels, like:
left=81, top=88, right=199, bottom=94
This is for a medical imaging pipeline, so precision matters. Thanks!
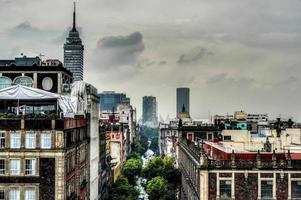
left=72, top=1, right=76, bottom=31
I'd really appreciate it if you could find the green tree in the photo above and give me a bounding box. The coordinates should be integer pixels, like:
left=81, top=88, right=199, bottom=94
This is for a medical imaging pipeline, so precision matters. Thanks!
left=146, top=176, right=168, bottom=200
left=109, top=176, right=139, bottom=200
left=127, top=152, right=141, bottom=160
left=132, top=139, right=148, bottom=156
left=143, top=156, right=180, bottom=185
left=122, top=158, right=142, bottom=184
left=143, top=156, right=164, bottom=180
left=161, top=157, right=181, bottom=186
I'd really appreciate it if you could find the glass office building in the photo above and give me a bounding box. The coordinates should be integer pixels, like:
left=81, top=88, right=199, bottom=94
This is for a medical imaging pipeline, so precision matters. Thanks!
left=176, top=88, right=190, bottom=114
left=98, top=91, right=128, bottom=112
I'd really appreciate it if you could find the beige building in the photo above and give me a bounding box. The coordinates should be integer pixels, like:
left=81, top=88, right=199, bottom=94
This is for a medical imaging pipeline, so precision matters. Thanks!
left=220, top=129, right=301, bottom=153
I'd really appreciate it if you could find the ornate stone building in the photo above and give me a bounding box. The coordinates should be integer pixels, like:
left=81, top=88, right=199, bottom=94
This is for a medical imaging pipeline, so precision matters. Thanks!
left=178, top=125, right=301, bottom=200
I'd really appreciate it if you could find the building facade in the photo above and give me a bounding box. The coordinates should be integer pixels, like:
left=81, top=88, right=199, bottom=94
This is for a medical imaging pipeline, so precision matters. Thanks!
left=0, top=86, right=91, bottom=200
left=177, top=88, right=190, bottom=116
left=64, top=3, right=84, bottom=81
left=0, top=57, right=101, bottom=200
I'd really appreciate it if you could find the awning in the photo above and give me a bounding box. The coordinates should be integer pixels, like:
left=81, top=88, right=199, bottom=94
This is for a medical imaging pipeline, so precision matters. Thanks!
left=0, top=84, right=87, bottom=118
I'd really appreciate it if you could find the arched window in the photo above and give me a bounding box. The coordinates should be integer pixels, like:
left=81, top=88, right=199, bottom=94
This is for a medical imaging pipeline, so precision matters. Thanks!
left=0, top=76, right=12, bottom=89
left=14, top=76, right=33, bottom=87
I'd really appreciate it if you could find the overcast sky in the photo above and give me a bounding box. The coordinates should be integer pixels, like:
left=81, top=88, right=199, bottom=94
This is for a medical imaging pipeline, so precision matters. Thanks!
left=1, top=0, right=301, bottom=121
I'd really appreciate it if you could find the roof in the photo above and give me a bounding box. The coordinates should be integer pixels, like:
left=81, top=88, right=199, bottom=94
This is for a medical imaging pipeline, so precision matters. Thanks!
left=202, top=141, right=301, bottom=160
left=0, top=85, right=59, bottom=100
left=0, top=64, right=73, bottom=76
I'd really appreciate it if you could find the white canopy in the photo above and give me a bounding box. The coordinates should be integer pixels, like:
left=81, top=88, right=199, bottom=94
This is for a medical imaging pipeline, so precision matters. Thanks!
left=0, top=85, right=59, bottom=100
left=0, top=84, right=88, bottom=118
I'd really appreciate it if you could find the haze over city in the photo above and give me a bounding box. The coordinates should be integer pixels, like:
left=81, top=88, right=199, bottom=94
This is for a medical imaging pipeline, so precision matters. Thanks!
left=1, top=0, right=301, bottom=120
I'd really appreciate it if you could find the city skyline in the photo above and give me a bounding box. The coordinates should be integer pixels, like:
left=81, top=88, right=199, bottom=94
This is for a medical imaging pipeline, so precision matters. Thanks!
left=0, top=0, right=301, bottom=120
left=1, top=1, right=301, bottom=200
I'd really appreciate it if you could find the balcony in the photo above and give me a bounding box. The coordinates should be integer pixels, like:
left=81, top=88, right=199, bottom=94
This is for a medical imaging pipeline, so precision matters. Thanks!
left=0, top=113, right=87, bottom=130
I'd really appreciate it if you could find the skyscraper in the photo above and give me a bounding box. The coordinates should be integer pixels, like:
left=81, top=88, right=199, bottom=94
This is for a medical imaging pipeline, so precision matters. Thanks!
left=177, top=88, right=190, bottom=115
left=142, top=96, right=158, bottom=125
left=64, top=2, right=84, bottom=81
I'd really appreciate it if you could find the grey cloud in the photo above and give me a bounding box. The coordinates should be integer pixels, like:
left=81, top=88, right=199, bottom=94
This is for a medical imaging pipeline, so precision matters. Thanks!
left=274, top=76, right=299, bottom=90
left=93, top=32, right=144, bottom=68
left=159, top=61, right=167, bottom=65
left=8, top=21, right=58, bottom=41
left=135, top=59, right=167, bottom=69
left=177, top=47, right=212, bottom=64
left=206, top=73, right=228, bottom=85
left=206, top=73, right=254, bottom=88
left=136, top=58, right=155, bottom=69
left=9, top=21, right=39, bottom=35
left=100, top=32, right=143, bottom=48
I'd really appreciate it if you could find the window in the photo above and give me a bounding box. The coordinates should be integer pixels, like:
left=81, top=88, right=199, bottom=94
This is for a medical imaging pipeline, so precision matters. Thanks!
left=14, top=76, right=32, bottom=87
left=223, top=136, right=232, bottom=141
left=220, top=180, right=232, bottom=199
left=261, top=180, right=273, bottom=199
left=0, top=132, right=5, bottom=148
left=0, top=160, right=5, bottom=175
left=80, top=148, right=86, bottom=162
left=292, top=181, right=301, bottom=199
left=41, top=132, right=51, bottom=149
left=25, top=132, right=36, bottom=149
left=0, top=76, right=12, bottom=89
left=9, top=189, right=20, bottom=200
left=10, top=132, right=21, bottom=149
left=10, top=160, right=20, bottom=175
left=25, top=159, right=36, bottom=175
left=0, top=189, right=4, bottom=200
left=25, top=189, right=35, bottom=200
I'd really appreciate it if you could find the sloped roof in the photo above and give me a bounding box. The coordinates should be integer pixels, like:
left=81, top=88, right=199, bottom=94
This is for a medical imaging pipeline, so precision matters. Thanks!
left=0, top=85, right=59, bottom=100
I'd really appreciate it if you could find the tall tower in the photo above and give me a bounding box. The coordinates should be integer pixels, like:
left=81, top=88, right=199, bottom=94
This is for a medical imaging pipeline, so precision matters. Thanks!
left=142, top=96, right=158, bottom=126
left=64, top=2, right=84, bottom=81
left=176, top=88, right=190, bottom=115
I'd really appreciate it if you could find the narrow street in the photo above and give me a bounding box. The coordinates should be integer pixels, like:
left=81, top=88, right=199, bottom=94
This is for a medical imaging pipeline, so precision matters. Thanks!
left=136, top=140, right=154, bottom=200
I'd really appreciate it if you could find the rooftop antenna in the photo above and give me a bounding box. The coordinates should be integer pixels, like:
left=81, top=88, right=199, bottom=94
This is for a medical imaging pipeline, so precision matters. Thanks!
left=72, top=1, right=76, bottom=31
